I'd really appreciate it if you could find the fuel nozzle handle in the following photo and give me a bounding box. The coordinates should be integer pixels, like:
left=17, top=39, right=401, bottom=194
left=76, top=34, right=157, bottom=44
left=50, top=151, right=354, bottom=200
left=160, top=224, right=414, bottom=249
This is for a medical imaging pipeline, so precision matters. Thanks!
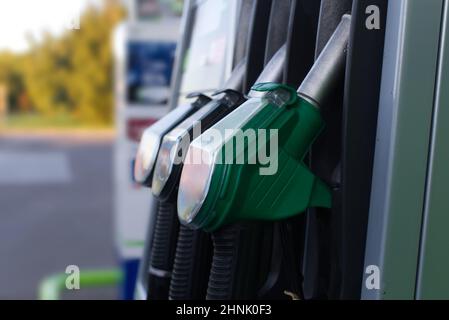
left=298, top=14, right=351, bottom=108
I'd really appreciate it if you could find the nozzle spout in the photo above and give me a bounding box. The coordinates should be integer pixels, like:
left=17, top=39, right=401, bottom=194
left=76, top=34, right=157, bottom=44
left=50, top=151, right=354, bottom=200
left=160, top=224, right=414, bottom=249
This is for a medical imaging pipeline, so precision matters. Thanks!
left=255, top=44, right=287, bottom=84
left=298, top=14, right=351, bottom=108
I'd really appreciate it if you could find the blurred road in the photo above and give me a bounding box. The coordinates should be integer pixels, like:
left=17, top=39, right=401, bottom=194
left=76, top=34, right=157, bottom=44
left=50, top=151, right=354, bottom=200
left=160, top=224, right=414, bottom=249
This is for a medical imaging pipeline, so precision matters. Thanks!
left=0, top=131, right=118, bottom=299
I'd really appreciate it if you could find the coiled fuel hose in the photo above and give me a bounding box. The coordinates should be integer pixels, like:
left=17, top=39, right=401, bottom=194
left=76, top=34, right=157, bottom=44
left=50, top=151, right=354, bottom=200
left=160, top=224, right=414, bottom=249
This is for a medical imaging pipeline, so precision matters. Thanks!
left=147, top=201, right=179, bottom=300
left=169, top=225, right=213, bottom=299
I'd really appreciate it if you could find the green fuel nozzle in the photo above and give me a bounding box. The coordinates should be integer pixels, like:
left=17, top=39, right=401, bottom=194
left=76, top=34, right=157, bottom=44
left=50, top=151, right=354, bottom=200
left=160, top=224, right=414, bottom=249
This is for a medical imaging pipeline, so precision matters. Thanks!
left=177, top=15, right=351, bottom=232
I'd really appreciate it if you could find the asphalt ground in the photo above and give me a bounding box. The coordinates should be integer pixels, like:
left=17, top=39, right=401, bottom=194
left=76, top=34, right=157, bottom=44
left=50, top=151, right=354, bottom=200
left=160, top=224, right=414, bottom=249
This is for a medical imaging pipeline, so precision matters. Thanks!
left=0, top=132, right=118, bottom=299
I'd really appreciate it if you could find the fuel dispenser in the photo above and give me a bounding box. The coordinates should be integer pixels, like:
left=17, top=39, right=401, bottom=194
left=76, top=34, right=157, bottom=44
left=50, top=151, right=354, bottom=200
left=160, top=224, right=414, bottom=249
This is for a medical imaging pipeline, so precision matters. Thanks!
left=132, top=0, right=397, bottom=301
left=143, top=0, right=313, bottom=300
left=168, top=0, right=297, bottom=301
left=133, top=0, right=248, bottom=299
left=170, top=0, right=322, bottom=300
left=178, top=15, right=351, bottom=299
left=137, top=0, right=324, bottom=300
left=165, top=46, right=286, bottom=300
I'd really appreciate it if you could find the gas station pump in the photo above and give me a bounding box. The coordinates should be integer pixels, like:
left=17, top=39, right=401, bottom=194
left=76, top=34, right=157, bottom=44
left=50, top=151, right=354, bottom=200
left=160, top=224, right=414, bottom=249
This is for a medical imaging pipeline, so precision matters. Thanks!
left=132, top=0, right=449, bottom=301
left=172, top=0, right=322, bottom=300
left=135, top=0, right=324, bottom=300
left=133, top=0, right=243, bottom=300
left=136, top=0, right=310, bottom=300
left=147, top=0, right=275, bottom=301
left=178, top=15, right=351, bottom=300
left=113, top=0, right=180, bottom=299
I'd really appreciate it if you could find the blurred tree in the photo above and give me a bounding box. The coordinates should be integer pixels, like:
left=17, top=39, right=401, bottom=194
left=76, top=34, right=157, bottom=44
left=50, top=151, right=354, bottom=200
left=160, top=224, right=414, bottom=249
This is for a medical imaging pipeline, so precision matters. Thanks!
left=19, top=0, right=126, bottom=124
left=0, top=52, right=31, bottom=113
left=66, top=0, right=126, bottom=123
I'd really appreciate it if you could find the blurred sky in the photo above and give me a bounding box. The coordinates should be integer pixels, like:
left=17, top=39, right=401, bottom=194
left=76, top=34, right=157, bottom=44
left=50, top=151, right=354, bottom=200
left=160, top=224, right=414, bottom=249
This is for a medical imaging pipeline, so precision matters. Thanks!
left=0, top=0, right=102, bottom=53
